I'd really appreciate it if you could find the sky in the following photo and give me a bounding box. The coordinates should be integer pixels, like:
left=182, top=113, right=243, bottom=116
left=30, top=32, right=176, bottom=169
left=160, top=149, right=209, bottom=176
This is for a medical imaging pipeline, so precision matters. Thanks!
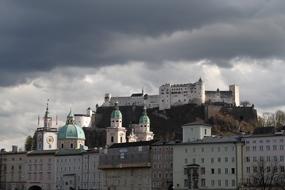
left=1, top=0, right=285, bottom=150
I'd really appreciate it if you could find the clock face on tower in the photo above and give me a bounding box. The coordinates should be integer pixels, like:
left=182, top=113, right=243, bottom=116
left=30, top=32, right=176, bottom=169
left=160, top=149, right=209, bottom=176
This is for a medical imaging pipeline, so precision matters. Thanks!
left=46, top=136, right=54, bottom=145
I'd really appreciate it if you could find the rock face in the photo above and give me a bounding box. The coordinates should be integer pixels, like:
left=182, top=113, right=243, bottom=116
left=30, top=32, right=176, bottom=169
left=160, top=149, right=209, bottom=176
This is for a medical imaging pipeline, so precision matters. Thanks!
left=84, top=103, right=257, bottom=148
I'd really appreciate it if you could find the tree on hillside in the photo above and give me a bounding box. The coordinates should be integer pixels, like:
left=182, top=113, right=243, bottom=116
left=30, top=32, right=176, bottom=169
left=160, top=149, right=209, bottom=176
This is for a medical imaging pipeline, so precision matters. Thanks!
left=25, top=136, right=33, bottom=151
left=259, top=111, right=285, bottom=128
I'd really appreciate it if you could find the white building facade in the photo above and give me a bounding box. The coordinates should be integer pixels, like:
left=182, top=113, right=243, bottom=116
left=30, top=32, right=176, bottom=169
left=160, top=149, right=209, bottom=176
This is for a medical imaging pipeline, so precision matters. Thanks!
left=173, top=123, right=244, bottom=190
left=242, top=127, right=285, bottom=189
left=102, top=79, right=240, bottom=110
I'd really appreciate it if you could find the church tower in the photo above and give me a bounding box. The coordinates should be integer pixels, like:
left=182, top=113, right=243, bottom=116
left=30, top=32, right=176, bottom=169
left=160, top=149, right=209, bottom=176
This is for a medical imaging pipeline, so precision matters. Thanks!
left=106, top=102, right=126, bottom=146
left=35, top=100, right=58, bottom=151
left=133, top=106, right=154, bottom=141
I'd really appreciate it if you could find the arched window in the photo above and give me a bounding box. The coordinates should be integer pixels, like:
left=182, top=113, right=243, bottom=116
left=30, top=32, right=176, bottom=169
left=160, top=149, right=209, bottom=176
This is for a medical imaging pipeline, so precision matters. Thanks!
left=111, top=136, right=114, bottom=142
left=120, top=136, right=123, bottom=143
left=70, top=143, right=74, bottom=148
left=61, top=144, right=64, bottom=148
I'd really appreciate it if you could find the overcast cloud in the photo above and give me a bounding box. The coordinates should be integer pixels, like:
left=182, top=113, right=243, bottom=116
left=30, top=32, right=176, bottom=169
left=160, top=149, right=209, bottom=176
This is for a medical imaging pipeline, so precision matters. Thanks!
left=1, top=0, right=285, bottom=149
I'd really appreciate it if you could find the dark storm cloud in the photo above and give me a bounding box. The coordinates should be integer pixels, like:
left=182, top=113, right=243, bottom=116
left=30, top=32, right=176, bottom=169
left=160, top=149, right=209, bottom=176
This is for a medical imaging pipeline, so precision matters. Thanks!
left=1, top=0, right=285, bottom=85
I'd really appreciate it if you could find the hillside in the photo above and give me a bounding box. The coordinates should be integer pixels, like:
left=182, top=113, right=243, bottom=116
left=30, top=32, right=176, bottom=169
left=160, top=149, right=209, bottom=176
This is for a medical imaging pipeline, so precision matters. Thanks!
left=84, top=103, right=257, bottom=148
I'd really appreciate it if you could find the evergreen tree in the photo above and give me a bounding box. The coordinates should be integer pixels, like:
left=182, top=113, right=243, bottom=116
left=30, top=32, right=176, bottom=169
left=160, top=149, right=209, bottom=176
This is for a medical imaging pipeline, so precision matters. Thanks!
left=25, top=136, right=33, bottom=151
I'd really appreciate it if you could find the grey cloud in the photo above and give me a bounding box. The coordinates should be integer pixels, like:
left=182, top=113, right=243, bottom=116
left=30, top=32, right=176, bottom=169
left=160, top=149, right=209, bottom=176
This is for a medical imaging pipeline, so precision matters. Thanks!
left=1, top=0, right=285, bottom=85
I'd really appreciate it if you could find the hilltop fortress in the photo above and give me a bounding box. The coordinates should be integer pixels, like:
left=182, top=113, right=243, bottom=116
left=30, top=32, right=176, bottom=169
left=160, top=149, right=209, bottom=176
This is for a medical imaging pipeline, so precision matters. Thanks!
left=102, top=78, right=240, bottom=110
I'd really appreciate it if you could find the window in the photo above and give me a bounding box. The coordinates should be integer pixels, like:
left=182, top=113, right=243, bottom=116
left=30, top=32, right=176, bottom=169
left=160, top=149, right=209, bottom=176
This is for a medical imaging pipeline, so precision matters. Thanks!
left=281, top=166, right=285, bottom=172
left=201, top=167, right=205, bottom=175
left=204, top=129, right=207, bottom=135
left=201, top=179, right=206, bottom=187
left=252, top=146, right=256, bottom=151
left=211, top=168, right=215, bottom=174
left=184, top=179, right=188, bottom=187
left=184, top=158, right=188, bottom=164
left=253, top=156, right=257, bottom=162
left=232, top=179, right=236, bottom=187
left=232, top=157, right=235, bottom=162
left=225, top=180, right=228, bottom=187
left=120, top=136, right=123, bottom=143
left=225, top=168, right=228, bottom=174
left=246, top=146, right=250, bottom=151
left=61, top=144, right=64, bottom=148
left=70, top=143, right=73, bottom=148
left=201, top=158, right=204, bottom=163
left=218, top=157, right=221, bottom=163
left=280, top=145, right=284, bottom=150
left=259, top=146, right=263, bottom=151
left=111, top=136, right=114, bottom=142
left=266, top=145, right=270, bottom=150
left=280, top=156, right=284, bottom=161
left=246, top=157, right=250, bottom=162
left=246, top=167, right=250, bottom=173
left=218, top=180, right=221, bottom=186
left=211, top=158, right=214, bottom=163
left=253, top=166, right=258, bottom=173
left=225, top=157, right=228, bottom=162
left=273, top=145, right=277, bottom=150
left=218, top=168, right=221, bottom=174
left=231, top=168, right=235, bottom=174
left=211, top=180, right=215, bottom=186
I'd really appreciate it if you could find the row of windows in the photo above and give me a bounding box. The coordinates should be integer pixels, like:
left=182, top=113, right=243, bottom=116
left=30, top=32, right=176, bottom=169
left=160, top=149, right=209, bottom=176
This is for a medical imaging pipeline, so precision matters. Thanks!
left=183, top=167, right=235, bottom=175
left=246, top=165, right=285, bottom=173
left=178, top=179, right=236, bottom=188
left=246, top=138, right=284, bottom=144
left=185, top=146, right=235, bottom=153
left=246, top=144, right=284, bottom=151
left=152, top=163, right=173, bottom=169
left=184, top=157, right=235, bottom=164
left=245, top=155, right=285, bottom=162
left=152, top=171, right=172, bottom=179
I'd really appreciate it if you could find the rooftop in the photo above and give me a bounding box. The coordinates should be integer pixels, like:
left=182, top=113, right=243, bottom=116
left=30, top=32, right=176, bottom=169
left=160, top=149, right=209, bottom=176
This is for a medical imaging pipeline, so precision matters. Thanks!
left=109, top=140, right=157, bottom=149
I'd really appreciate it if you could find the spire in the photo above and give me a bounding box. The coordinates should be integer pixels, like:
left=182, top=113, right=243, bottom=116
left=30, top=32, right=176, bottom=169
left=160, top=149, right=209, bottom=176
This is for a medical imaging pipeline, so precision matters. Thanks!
left=43, top=99, right=51, bottom=128
left=66, top=108, right=75, bottom=125
left=45, top=99, right=50, bottom=118
left=199, top=77, right=202, bottom=83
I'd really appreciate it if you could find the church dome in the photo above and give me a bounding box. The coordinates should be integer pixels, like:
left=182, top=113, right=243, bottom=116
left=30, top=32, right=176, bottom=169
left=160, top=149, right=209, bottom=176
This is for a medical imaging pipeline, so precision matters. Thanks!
left=58, top=110, right=86, bottom=140
left=139, top=106, right=150, bottom=124
left=111, top=102, right=122, bottom=119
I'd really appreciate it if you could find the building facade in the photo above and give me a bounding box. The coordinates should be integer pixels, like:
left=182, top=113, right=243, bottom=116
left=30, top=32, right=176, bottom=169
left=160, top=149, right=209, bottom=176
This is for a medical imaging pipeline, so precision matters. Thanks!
left=242, top=127, right=285, bottom=189
left=99, top=141, right=154, bottom=190
left=151, top=142, right=174, bottom=190
left=0, top=149, right=26, bottom=190
left=173, top=123, right=244, bottom=190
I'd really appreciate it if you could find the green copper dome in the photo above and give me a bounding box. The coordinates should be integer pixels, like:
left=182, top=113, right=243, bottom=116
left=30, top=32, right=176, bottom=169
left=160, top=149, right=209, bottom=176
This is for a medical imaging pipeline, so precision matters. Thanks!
left=111, top=102, right=122, bottom=119
left=58, top=124, right=86, bottom=140
left=58, top=110, right=86, bottom=140
left=139, top=107, right=150, bottom=124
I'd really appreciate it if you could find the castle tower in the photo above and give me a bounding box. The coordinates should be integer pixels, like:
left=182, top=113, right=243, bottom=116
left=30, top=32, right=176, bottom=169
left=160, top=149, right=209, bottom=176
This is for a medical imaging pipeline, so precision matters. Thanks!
left=58, top=110, right=86, bottom=149
left=106, top=102, right=126, bottom=146
left=35, top=101, right=58, bottom=151
left=229, top=85, right=240, bottom=106
left=133, top=106, right=154, bottom=141
left=197, top=78, right=205, bottom=104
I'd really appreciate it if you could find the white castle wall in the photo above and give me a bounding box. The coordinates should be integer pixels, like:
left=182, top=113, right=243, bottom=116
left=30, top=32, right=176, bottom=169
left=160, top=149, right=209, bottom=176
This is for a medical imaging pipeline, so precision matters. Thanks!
left=102, top=79, right=240, bottom=110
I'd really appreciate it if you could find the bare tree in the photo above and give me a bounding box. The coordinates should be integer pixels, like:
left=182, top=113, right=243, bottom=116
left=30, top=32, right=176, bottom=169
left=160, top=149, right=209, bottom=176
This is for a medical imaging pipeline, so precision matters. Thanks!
left=243, top=160, right=285, bottom=190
